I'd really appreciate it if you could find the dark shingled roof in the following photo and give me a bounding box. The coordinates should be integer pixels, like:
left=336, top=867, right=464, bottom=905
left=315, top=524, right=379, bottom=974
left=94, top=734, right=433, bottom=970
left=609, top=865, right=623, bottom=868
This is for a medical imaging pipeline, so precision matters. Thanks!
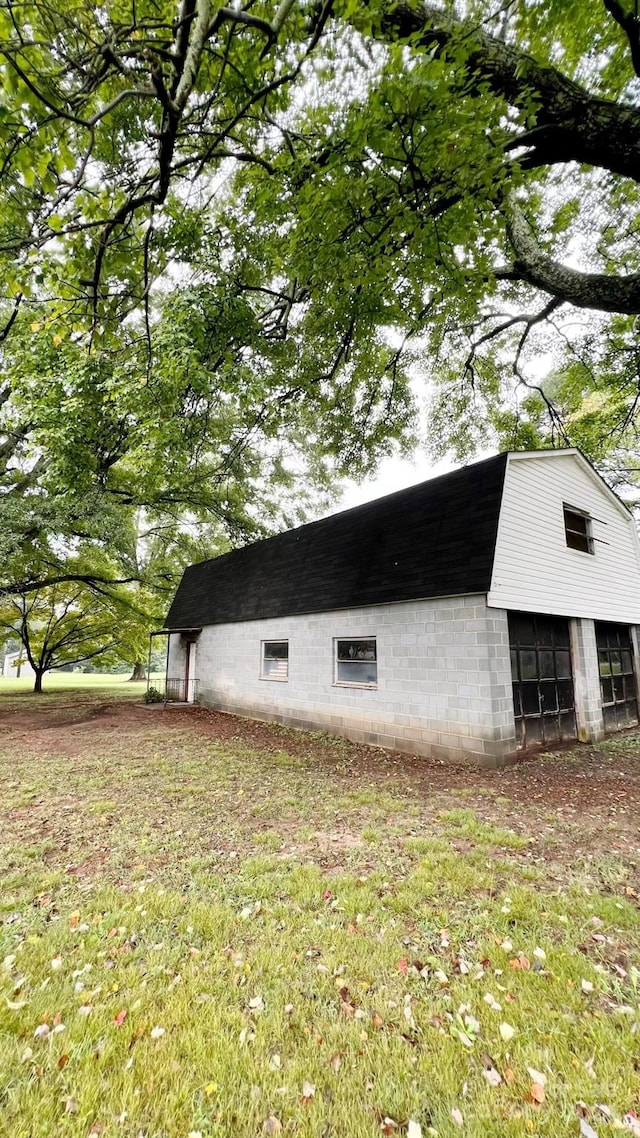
left=165, top=452, right=508, bottom=628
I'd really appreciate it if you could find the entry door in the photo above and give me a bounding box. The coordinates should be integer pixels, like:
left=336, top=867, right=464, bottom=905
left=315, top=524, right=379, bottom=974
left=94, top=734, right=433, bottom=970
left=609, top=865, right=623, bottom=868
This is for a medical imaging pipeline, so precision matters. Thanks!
left=595, top=623, right=638, bottom=731
left=185, top=641, right=196, bottom=703
left=509, top=612, right=577, bottom=748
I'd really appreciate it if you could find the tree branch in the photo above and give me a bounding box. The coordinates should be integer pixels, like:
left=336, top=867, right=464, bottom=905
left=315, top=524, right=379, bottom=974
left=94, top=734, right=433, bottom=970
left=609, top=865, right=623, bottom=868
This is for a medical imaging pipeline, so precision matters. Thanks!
left=376, top=1, right=640, bottom=183
left=602, top=0, right=640, bottom=78
left=505, top=199, right=640, bottom=314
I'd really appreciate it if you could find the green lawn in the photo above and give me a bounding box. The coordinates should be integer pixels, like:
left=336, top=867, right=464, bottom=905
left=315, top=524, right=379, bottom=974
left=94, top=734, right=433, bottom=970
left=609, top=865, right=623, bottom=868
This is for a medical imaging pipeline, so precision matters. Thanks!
left=0, top=672, right=158, bottom=696
left=1, top=689, right=639, bottom=1137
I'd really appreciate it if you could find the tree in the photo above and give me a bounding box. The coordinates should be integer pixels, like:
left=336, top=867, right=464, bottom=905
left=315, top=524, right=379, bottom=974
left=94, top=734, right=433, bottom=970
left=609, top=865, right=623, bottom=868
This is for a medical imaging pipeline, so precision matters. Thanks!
left=0, top=582, right=123, bottom=693
left=2, top=0, right=640, bottom=604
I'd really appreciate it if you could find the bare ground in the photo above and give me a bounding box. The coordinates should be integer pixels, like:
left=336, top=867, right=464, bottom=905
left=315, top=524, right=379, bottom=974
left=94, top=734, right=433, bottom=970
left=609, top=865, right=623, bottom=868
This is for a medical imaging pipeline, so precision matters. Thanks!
left=1, top=693, right=639, bottom=891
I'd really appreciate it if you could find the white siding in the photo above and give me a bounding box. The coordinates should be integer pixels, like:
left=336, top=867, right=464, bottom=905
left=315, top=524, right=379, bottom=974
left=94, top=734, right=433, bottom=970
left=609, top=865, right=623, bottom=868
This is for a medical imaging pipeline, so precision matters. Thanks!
left=488, top=452, right=640, bottom=622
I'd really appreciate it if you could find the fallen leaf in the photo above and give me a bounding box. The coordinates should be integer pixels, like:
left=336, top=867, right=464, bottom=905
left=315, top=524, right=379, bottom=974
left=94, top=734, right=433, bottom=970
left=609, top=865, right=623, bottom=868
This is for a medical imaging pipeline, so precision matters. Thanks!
left=581, top=979, right=594, bottom=995
left=407, top=1123, right=422, bottom=1138
left=150, top=1026, right=165, bottom=1040
left=33, top=1024, right=50, bottom=1040
left=329, top=1053, right=341, bottom=1072
left=509, top=955, right=530, bottom=971
left=381, top=1118, right=398, bottom=1135
left=482, top=1059, right=502, bottom=1087
left=451, top=1108, right=464, bottom=1127
left=64, top=1098, right=78, bottom=1115
left=397, top=958, right=408, bottom=974
left=58, top=1054, right=69, bottom=1070
left=499, top=1022, right=515, bottom=1042
left=579, top=1119, right=598, bottom=1138
left=301, top=1080, right=315, bottom=1104
left=114, top=1009, right=127, bottom=1026
left=526, top=1067, right=547, bottom=1087
left=262, top=1118, right=282, bottom=1135
left=248, top=995, right=265, bottom=1014
left=484, top=993, right=502, bottom=1012
left=529, top=1083, right=546, bottom=1106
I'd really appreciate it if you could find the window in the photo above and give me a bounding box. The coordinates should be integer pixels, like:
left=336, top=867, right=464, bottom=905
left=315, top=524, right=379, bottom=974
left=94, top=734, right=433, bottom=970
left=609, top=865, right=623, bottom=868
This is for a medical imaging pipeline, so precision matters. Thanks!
left=335, top=638, right=377, bottom=686
left=261, top=640, right=288, bottom=680
left=563, top=505, right=593, bottom=554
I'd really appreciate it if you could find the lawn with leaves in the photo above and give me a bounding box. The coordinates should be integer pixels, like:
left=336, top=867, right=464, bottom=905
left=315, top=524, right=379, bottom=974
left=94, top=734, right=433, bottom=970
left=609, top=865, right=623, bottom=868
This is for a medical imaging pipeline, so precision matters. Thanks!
left=1, top=690, right=639, bottom=1138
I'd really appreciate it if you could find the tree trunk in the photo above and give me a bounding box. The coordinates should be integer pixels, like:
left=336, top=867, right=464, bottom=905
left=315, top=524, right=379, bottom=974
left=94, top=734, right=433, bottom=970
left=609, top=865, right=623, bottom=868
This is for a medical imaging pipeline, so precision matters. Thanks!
left=33, top=669, right=44, bottom=693
left=128, top=662, right=147, bottom=682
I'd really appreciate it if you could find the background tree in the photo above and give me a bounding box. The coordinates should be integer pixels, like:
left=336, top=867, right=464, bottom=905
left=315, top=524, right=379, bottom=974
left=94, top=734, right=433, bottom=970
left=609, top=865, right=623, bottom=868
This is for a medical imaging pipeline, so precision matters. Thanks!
left=2, top=0, right=640, bottom=624
left=0, top=582, right=124, bottom=693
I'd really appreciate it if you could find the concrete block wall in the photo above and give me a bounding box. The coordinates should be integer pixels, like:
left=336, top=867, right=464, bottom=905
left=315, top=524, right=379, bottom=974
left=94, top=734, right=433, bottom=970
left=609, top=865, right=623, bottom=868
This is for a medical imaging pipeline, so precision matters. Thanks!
left=570, top=617, right=605, bottom=743
left=177, top=594, right=518, bottom=768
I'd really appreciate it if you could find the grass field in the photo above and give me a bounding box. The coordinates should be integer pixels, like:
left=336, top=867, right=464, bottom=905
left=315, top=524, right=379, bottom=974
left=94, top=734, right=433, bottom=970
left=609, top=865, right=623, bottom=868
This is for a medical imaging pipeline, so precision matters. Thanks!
left=0, top=672, right=159, bottom=696
left=1, top=688, right=639, bottom=1138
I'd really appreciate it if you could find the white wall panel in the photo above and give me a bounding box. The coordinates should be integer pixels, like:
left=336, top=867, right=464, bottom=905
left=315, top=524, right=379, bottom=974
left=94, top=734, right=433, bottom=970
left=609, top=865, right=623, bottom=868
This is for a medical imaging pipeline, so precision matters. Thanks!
left=489, top=453, right=640, bottom=622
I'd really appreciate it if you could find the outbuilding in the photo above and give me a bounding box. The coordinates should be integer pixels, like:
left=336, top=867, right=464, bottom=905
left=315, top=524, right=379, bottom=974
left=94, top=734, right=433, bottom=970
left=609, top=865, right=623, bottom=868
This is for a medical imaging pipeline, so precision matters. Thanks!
left=161, top=449, right=640, bottom=766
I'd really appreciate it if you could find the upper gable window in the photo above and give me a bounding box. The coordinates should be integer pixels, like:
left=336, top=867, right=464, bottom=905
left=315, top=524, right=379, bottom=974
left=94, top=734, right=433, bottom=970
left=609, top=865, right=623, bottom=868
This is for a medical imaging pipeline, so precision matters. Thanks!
left=563, top=505, right=593, bottom=554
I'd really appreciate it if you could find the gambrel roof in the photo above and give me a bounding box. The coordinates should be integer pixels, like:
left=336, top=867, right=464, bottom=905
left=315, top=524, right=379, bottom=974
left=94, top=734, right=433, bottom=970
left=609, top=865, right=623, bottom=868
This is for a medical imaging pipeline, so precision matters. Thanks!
left=165, top=452, right=509, bottom=628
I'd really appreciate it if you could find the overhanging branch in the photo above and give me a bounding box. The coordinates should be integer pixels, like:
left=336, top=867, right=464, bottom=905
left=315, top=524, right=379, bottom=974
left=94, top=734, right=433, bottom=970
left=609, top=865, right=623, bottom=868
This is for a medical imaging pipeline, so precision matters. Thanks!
left=505, top=199, right=640, bottom=314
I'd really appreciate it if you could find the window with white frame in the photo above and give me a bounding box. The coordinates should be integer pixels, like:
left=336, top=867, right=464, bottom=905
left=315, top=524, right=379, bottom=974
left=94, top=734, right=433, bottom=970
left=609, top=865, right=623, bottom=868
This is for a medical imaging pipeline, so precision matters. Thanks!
left=335, top=637, right=377, bottom=686
left=261, top=640, right=289, bottom=680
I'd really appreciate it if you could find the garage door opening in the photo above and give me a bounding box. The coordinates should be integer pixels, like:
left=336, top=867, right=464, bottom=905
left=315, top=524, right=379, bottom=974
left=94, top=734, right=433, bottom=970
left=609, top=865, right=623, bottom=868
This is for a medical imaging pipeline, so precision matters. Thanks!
left=595, top=623, right=639, bottom=732
left=509, top=612, right=577, bottom=749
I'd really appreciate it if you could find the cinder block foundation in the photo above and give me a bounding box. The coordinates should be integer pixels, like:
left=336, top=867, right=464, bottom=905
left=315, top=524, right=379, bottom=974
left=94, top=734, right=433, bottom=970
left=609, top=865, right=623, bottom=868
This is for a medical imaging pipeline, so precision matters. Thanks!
left=168, top=594, right=518, bottom=768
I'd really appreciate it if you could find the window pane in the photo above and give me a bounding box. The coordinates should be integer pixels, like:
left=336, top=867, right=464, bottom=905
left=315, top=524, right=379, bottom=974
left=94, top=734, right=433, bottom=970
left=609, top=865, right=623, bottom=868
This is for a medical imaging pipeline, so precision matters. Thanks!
left=337, top=660, right=377, bottom=684
left=621, top=651, right=633, bottom=675
left=564, top=507, right=591, bottom=553
left=556, top=650, right=572, bottom=679
left=552, top=621, right=571, bottom=648
left=598, top=650, right=611, bottom=677
left=519, top=650, right=537, bottom=681
left=512, top=686, right=523, bottom=717
left=557, top=680, right=574, bottom=710
left=510, top=649, right=519, bottom=682
left=540, top=650, right=555, bottom=679
left=264, top=641, right=288, bottom=660
left=601, top=677, right=613, bottom=705
left=337, top=639, right=376, bottom=662
left=540, top=683, right=557, bottom=713
left=521, top=684, right=540, bottom=715
left=610, top=650, right=622, bottom=675
left=509, top=614, right=535, bottom=645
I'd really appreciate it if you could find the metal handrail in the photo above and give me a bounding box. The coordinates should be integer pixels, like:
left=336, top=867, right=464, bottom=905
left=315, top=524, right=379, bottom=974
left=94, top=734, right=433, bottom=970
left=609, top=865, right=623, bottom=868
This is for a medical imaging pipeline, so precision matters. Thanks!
left=146, top=676, right=199, bottom=704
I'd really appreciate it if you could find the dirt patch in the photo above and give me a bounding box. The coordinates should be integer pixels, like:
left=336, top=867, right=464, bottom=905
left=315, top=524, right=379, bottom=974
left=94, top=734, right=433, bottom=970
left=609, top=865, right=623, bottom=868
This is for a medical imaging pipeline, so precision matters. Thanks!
left=2, top=692, right=640, bottom=887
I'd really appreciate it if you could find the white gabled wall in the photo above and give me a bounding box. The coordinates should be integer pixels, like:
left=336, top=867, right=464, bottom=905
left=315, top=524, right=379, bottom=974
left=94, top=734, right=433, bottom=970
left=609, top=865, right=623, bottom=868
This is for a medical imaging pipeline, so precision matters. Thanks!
left=488, top=452, right=640, bottom=622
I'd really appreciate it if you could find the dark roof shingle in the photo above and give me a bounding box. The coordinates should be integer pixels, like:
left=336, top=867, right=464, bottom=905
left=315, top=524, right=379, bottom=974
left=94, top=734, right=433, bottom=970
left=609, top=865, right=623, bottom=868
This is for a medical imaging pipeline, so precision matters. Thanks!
left=165, top=452, right=508, bottom=628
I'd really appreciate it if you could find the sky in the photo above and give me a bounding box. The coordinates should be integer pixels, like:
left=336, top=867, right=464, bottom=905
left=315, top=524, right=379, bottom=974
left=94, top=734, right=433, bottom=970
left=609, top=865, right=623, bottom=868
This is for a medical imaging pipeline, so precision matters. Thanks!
left=332, top=450, right=458, bottom=512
